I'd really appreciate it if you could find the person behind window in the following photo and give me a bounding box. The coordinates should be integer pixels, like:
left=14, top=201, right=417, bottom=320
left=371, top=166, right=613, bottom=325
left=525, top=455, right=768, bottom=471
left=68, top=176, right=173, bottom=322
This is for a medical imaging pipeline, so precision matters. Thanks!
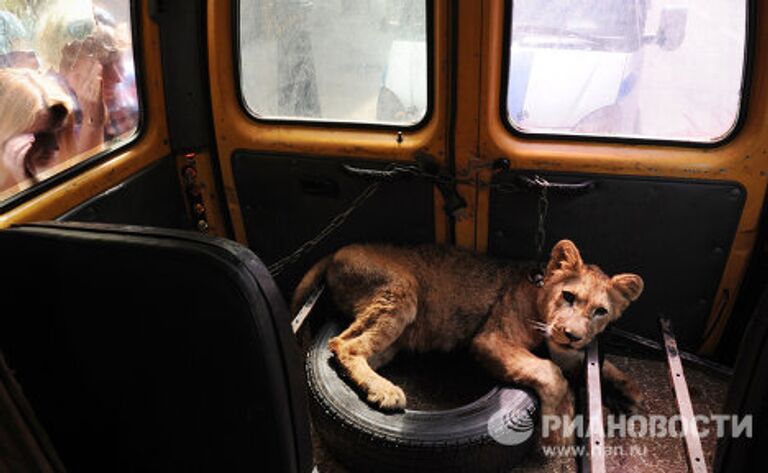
left=34, top=0, right=96, bottom=69
left=38, top=0, right=137, bottom=142
left=0, top=68, right=76, bottom=194
left=91, top=4, right=138, bottom=140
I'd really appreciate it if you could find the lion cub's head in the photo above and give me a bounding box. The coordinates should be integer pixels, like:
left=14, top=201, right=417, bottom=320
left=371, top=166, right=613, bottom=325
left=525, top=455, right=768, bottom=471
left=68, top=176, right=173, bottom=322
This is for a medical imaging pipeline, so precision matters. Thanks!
left=537, top=240, right=643, bottom=351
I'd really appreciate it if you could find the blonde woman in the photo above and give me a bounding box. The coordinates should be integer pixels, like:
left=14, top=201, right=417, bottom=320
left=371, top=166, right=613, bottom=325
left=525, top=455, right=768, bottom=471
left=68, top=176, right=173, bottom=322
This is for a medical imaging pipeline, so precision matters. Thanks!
left=36, top=0, right=136, bottom=140
left=0, top=68, right=76, bottom=194
left=33, top=0, right=96, bottom=69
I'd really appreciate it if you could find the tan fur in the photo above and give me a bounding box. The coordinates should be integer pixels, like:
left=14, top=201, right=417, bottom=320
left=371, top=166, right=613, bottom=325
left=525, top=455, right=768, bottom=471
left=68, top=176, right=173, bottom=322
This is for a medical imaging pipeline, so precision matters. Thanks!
left=292, top=240, right=644, bottom=445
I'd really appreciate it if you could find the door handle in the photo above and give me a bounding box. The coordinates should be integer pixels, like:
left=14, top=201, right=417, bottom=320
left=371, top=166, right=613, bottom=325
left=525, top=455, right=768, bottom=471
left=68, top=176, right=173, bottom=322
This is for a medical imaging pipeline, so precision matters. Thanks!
left=516, top=175, right=596, bottom=193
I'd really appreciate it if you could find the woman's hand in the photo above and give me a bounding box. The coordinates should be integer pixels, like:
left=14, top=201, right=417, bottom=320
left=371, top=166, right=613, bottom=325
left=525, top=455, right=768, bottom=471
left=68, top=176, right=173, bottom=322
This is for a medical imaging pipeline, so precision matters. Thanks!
left=61, top=40, right=107, bottom=127
left=1, top=133, right=35, bottom=185
left=60, top=39, right=107, bottom=152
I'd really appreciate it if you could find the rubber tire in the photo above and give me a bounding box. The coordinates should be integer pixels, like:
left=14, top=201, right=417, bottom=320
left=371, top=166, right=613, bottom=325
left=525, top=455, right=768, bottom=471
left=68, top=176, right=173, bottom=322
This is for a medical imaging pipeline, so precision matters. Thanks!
left=307, top=320, right=539, bottom=473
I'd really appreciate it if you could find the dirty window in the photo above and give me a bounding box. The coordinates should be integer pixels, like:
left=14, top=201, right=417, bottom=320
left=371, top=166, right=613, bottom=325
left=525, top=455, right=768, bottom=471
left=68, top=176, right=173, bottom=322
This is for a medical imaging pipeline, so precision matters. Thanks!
left=506, top=0, right=748, bottom=143
left=239, top=0, right=428, bottom=126
left=0, top=0, right=138, bottom=202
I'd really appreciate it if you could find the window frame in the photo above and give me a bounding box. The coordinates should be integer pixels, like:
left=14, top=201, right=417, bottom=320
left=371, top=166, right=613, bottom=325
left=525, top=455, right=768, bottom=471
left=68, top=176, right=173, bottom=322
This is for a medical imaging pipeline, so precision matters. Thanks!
left=0, top=0, right=145, bottom=213
left=498, top=0, right=756, bottom=149
left=233, top=0, right=435, bottom=131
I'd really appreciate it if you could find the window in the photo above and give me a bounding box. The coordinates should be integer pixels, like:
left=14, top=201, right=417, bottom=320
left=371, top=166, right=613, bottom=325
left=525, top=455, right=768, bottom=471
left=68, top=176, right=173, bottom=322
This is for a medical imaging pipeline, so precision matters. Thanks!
left=239, top=0, right=428, bottom=127
left=505, top=0, right=748, bottom=143
left=0, top=0, right=139, bottom=202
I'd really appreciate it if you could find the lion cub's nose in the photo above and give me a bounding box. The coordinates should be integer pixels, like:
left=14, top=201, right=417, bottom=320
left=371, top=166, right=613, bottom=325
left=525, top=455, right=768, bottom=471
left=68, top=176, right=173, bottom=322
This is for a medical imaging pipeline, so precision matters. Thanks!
left=564, top=330, right=583, bottom=342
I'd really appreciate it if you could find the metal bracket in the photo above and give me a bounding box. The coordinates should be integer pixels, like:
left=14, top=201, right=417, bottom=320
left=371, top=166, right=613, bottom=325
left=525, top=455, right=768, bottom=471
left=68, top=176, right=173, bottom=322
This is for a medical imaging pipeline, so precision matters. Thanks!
left=583, top=340, right=607, bottom=473
left=291, top=284, right=325, bottom=334
left=659, top=318, right=708, bottom=473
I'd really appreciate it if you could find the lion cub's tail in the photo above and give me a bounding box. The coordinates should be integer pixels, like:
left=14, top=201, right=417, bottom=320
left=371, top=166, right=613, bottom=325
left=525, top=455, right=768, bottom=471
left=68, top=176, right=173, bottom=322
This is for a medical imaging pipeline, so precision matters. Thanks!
left=290, top=255, right=333, bottom=316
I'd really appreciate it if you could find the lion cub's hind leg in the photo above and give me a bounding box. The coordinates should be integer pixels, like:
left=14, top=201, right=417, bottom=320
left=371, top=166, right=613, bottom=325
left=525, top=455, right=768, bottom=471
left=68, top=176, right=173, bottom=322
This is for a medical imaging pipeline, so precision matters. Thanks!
left=329, top=287, right=417, bottom=411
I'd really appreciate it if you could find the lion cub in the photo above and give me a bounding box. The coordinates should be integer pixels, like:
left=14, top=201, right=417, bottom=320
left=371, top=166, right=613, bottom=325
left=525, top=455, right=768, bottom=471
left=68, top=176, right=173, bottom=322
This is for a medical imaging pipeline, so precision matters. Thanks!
left=292, top=240, right=643, bottom=443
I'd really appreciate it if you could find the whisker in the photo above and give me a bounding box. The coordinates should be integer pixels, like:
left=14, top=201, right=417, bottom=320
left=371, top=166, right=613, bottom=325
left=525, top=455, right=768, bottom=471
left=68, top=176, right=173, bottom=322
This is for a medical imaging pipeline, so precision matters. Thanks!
left=526, top=319, right=549, bottom=335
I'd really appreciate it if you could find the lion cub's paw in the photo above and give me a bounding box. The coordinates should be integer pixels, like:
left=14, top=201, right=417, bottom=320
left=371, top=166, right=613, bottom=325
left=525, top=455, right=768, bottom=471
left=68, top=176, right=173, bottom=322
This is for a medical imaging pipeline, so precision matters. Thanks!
left=540, top=389, right=576, bottom=447
left=366, top=378, right=407, bottom=411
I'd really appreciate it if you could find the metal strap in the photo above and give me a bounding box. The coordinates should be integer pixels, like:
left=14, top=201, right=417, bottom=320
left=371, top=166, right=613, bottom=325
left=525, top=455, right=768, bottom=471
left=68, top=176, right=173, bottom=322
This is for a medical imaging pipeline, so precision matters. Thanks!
left=659, top=318, right=708, bottom=473
left=291, top=284, right=325, bottom=334
left=585, top=340, right=607, bottom=473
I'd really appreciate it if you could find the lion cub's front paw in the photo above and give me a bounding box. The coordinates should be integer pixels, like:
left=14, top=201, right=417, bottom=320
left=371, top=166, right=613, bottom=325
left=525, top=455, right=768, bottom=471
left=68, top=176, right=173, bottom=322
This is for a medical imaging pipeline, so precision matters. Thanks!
left=541, top=389, right=576, bottom=447
left=365, top=378, right=407, bottom=411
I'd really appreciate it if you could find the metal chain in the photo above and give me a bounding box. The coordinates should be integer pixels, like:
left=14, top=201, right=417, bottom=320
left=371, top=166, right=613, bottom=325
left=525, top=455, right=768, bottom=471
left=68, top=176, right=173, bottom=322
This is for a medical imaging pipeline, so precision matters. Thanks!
left=267, top=164, right=562, bottom=277
left=529, top=175, right=550, bottom=286
left=267, top=181, right=381, bottom=276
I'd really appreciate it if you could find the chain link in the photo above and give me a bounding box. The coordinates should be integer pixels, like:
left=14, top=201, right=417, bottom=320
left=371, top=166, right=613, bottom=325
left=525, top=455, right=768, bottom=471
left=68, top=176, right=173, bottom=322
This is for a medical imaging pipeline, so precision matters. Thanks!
left=534, top=175, right=549, bottom=272
left=268, top=163, right=455, bottom=276
left=525, top=175, right=550, bottom=287
left=267, top=181, right=381, bottom=276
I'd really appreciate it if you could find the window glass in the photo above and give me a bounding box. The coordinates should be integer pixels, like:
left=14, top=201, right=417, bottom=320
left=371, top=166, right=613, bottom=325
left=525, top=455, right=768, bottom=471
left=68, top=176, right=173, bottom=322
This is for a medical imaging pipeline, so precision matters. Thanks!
left=506, top=0, right=748, bottom=143
left=0, top=0, right=138, bottom=202
left=239, top=0, right=428, bottom=126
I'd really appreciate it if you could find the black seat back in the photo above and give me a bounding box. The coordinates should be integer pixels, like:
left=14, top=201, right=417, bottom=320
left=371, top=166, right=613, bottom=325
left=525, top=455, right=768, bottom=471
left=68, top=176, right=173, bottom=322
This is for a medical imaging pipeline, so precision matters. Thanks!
left=716, top=284, right=768, bottom=473
left=0, top=222, right=312, bottom=473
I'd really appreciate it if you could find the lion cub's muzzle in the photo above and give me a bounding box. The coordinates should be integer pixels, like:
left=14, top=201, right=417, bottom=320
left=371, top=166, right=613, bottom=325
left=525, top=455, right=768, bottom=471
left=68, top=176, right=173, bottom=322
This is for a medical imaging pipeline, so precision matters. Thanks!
left=550, top=324, right=590, bottom=350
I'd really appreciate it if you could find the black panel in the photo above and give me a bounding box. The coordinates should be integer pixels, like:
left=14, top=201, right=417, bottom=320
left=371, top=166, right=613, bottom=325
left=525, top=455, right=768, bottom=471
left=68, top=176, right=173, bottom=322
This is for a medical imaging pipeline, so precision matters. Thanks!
left=150, top=0, right=211, bottom=151
left=232, top=153, right=435, bottom=292
left=0, top=222, right=312, bottom=473
left=58, top=156, right=191, bottom=230
left=488, top=172, right=745, bottom=349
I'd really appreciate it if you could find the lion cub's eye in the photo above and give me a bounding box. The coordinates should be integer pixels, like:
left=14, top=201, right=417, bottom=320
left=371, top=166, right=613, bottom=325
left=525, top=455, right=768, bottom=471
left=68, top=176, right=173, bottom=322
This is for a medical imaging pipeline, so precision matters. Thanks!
left=594, top=307, right=608, bottom=317
left=562, top=291, right=575, bottom=304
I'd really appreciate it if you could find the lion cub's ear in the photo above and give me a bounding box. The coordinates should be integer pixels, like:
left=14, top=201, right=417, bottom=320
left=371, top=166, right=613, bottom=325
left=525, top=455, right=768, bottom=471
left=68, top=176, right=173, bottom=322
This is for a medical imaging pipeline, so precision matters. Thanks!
left=546, top=240, right=584, bottom=275
left=611, top=274, right=644, bottom=302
